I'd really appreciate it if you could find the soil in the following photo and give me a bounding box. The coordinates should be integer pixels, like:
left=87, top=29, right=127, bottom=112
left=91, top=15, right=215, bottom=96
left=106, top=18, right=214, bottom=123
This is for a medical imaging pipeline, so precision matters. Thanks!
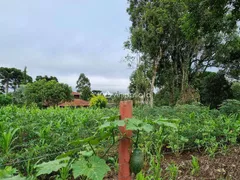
left=104, top=146, right=240, bottom=180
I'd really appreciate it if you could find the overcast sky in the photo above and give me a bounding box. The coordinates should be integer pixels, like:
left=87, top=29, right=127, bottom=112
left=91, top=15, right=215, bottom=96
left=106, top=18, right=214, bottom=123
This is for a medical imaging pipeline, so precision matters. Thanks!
left=0, top=1, right=133, bottom=93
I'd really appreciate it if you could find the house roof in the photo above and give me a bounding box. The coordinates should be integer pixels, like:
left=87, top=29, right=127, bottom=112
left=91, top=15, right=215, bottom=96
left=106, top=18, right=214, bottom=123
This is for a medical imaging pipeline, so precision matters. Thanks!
left=58, top=99, right=89, bottom=107
left=72, top=92, right=80, bottom=96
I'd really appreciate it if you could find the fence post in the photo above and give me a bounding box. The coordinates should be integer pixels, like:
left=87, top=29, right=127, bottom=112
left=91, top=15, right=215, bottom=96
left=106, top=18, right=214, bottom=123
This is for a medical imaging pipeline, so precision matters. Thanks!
left=118, top=100, right=133, bottom=180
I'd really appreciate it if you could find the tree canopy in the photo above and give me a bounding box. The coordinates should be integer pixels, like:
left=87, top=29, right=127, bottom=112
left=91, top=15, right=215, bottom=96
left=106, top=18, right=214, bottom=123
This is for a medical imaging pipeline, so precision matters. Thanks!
left=35, top=75, right=58, bottom=82
left=0, top=67, right=32, bottom=94
left=125, top=0, right=240, bottom=107
left=25, top=79, right=72, bottom=107
left=76, top=73, right=91, bottom=100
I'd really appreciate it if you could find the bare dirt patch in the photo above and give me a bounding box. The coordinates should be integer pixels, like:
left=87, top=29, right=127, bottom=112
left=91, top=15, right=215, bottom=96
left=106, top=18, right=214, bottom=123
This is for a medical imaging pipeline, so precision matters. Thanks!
left=104, top=146, right=240, bottom=180
left=161, top=146, right=240, bottom=180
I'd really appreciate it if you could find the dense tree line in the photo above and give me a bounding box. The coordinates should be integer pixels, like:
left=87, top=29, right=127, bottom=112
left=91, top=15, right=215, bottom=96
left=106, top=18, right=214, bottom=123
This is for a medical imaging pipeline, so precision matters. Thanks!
left=126, top=0, right=240, bottom=108
left=0, top=67, right=92, bottom=107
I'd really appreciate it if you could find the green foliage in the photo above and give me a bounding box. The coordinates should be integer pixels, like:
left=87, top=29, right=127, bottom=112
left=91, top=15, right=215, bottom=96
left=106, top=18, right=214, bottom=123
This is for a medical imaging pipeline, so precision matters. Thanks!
left=22, top=67, right=32, bottom=85
left=231, top=82, right=240, bottom=100
left=126, top=118, right=153, bottom=133
left=34, top=155, right=110, bottom=180
left=129, top=64, right=151, bottom=96
left=199, top=72, right=233, bottom=109
left=0, top=67, right=32, bottom=94
left=76, top=73, right=91, bottom=100
left=72, top=156, right=110, bottom=180
left=191, top=156, right=200, bottom=176
left=125, top=0, right=240, bottom=106
left=0, top=94, right=12, bottom=107
left=166, top=162, right=179, bottom=180
left=0, top=166, right=26, bottom=180
left=0, top=128, right=18, bottom=155
left=90, top=95, right=107, bottom=108
left=0, top=104, right=239, bottom=179
left=219, top=99, right=240, bottom=115
left=25, top=79, right=72, bottom=107
left=12, top=85, right=26, bottom=106
left=136, top=171, right=147, bottom=180
left=35, top=157, right=69, bottom=177
left=35, top=75, right=58, bottom=82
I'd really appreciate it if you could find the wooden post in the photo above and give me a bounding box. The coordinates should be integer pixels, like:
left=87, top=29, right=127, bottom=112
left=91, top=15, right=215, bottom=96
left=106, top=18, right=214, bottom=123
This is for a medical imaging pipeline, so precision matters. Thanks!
left=118, top=100, right=133, bottom=180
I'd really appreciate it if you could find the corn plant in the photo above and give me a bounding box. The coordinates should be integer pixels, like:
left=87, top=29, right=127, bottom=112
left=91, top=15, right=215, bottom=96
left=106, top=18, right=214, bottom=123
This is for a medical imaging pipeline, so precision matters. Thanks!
left=166, top=162, right=179, bottom=180
left=191, top=155, right=200, bottom=176
left=0, top=128, right=18, bottom=155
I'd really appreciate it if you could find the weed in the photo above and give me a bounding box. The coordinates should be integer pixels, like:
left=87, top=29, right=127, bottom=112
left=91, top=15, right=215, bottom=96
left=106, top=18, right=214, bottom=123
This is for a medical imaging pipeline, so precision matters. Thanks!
left=191, top=155, right=200, bottom=176
left=166, top=162, right=179, bottom=180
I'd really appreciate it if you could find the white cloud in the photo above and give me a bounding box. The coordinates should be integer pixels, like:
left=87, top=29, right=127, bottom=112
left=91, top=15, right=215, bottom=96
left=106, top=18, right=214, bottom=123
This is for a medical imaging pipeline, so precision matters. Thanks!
left=58, top=74, right=130, bottom=93
left=0, top=1, right=132, bottom=93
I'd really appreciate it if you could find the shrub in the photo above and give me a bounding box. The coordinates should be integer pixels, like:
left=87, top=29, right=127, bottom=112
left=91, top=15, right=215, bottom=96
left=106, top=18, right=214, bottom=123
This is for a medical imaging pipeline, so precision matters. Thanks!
left=0, top=94, right=12, bottom=107
left=219, top=99, right=240, bottom=115
left=90, top=95, right=107, bottom=108
left=231, top=82, right=240, bottom=100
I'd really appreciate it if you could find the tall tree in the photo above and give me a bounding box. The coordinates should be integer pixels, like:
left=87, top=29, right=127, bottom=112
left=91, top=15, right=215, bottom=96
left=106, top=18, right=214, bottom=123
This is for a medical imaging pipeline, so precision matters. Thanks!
left=76, top=73, right=91, bottom=100
left=12, top=85, right=26, bottom=106
left=0, top=67, right=23, bottom=94
left=126, top=0, right=240, bottom=106
left=22, top=67, right=33, bottom=85
left=129, top=63, right=151, bottom=103
left=125, top=0, right=178, bottom=107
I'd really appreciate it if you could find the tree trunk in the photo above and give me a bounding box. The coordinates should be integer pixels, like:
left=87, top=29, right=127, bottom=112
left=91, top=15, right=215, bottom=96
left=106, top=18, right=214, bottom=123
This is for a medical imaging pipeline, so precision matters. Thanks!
left=181, top=59, right=190, bottom=93
left=5, top=81, right=9, bottom=94
left=149, top=60, right=158, bottom=107
left=150, top=48, right=162, bottom=107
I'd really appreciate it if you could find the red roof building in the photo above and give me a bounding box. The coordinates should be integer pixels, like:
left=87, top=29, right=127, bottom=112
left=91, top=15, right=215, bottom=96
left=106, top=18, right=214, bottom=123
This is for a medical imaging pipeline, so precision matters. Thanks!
left=58, top=92, right=89, bottom=107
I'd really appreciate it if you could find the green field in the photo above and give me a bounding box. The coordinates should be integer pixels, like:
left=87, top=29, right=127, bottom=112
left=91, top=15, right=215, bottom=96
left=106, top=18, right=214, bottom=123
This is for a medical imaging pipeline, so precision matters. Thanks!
left=0, top=105, right=239, bottom=179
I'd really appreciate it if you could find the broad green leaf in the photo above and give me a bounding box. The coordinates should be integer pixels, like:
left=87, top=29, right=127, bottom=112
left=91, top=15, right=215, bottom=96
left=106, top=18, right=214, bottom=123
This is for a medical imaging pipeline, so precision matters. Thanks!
left=70, top=136, right=95, bottom=146
left=156, top=121, right=178, bottom=129
left=141, top=124, right=153, bottom=133
left=72, top=156, right=110, bottom=180
left=4, top=175, right=26, bottom=180
left=154, top=118, right=179, bottom=129
left=80, top=151, right=94, bottom=157
left=126, top=118, right=142, bottom=131
left=99, top=120, right=125, bottom=130
left=113, top=120, right=125, bottom=127
left=101, top=115, right=120, bottom=122
left=35, top=157, right=69, bottom=176
left=89, top=139, right=100, bottom=145
left=99, top=122, right=111, bottom=129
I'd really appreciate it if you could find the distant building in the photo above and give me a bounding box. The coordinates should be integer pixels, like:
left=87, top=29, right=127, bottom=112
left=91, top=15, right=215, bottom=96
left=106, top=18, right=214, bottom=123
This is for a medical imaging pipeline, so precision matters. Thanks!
left=58, top=92, right=89, bottom=108
left=103, top=91, right=112, bottom=97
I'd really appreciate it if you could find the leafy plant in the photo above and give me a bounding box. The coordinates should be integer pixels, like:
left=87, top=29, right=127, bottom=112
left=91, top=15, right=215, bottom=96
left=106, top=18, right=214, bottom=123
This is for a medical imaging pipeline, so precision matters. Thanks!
left=136, top=171, right=147, bottom=180
left=219, top=99, right=240, bottom=115
left=90, top=95, right=108, bottom=108
left=191, top=156, right=200, bottom=176
left=34, top=157, right=70, bottom=177
left=0, top=166, right=25, bottom=179
left=72, top=156, right=110, bottom=180
left=0, top=128, right=18, bottom=154
left=166, top=162, right=179, bottom=180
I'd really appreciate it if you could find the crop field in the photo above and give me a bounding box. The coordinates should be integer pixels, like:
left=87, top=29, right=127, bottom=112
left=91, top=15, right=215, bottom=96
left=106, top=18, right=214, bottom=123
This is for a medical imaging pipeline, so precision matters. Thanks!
left=0, top=105, right=240, bottom=179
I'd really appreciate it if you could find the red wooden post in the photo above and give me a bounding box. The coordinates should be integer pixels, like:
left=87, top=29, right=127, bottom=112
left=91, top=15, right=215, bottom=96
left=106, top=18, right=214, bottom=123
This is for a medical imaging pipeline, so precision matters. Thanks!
left=118, top=100, right=133, bottom=180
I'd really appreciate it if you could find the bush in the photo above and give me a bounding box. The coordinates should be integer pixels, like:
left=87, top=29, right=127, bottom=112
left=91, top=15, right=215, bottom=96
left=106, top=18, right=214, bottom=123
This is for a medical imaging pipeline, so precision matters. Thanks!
left=219, top=99, right=240, bottom=115
left=231, top=82, right=240, bottom=100
left=90, top=95, right=107, bottom=108
left=0, top=94, right=12, bottom=107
